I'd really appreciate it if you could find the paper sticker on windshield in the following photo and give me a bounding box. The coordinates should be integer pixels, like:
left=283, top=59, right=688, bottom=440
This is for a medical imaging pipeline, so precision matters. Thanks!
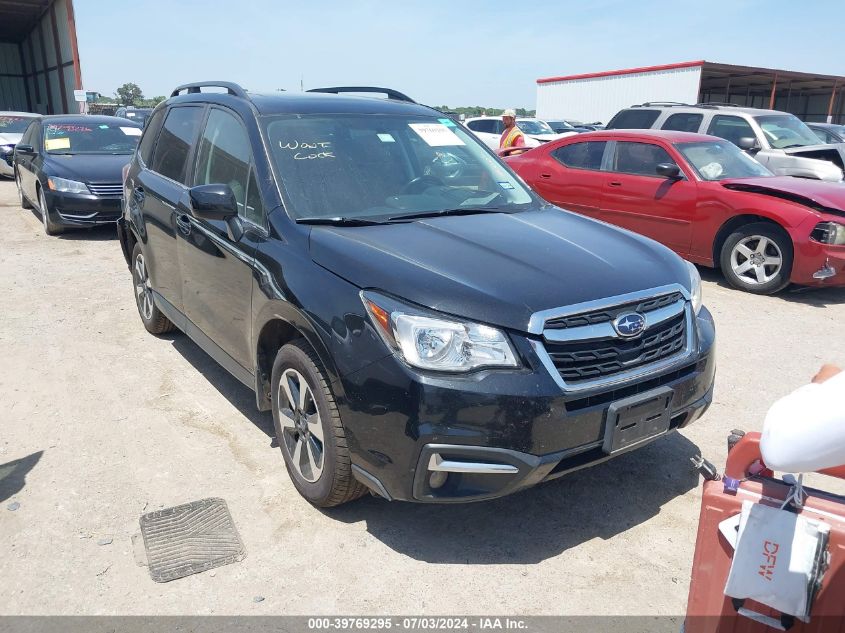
left=120, top=127, right=142, bottom=136
left=126, top=112, right=136, bottom=117
left=45, top=138, right=70, bottom=150
left=438, top=117, right=457, bottom=127
left=497, top=181, right=515, bottom=190
left=377, top=133, right=395, bottom=143
left=99, top=124, right=109, bottom=129
left=409, top=123, right=464, bottom=147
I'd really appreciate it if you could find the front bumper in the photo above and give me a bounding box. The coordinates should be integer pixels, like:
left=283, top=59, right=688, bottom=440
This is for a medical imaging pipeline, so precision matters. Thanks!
left=44, top=190, right=122, bottom=228
left=791, top=240, right=845, bottom=287
left=343, top=307, right=716, bottom=503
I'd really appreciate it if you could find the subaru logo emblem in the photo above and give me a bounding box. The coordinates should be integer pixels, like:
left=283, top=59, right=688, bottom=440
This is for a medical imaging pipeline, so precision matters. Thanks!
left=613, top=312, right=646, bottom=338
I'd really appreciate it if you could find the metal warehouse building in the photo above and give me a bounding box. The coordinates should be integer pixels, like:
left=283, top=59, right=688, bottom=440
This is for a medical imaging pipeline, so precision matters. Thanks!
left=536, top=60, right=845, bottom=126
left=0, top=0, right=82, bottom=114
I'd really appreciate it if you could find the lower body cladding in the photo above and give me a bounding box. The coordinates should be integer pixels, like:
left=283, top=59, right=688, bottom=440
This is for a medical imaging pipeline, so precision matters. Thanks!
left=343, top=308, right=716, bottom=503
left=43, top=191, right=122, bottom=228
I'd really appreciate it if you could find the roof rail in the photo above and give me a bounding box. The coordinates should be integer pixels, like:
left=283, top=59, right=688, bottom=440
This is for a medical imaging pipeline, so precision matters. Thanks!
left=170, top=81, right=248, bottom=98
left=307, top=86, right=416, bottom=103
left=694, top=102, right=741, bottom=107
left=633, top=101, right=690, bottom=108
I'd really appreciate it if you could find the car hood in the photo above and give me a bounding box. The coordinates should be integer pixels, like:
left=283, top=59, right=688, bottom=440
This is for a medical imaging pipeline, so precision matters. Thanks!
left=782, top=142, right=845, bottom=158
left=43, top=153, right=133, bottom=183
left=0, top=132, right=23, bottom=145
left=308, top=208, right=692, bottom=332
left=722, top=176, right=845, bottom=218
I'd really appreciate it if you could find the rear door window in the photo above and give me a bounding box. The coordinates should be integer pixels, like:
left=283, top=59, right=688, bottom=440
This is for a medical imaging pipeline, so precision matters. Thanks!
left=662, top=113, right=703, bottom=132
left=552, top=141, right=607, bottom=170
left=706, top=115, right=757, bottom=147
left=607, top=109, right=660, bottom=129
left=610, top=141, right=678, bottom=177
left=138, top=108, right=165, bottom=165
left=150, top=106, right=204, bottom=184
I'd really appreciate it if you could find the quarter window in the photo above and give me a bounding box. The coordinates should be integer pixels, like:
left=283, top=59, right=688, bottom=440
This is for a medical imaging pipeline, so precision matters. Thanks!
left=468, top=120, right=496, bottom=134
left=662, top=113, right=703, bottom=132
left=606, top=109, right=660, bottom=129
left=150, top=106, right=204, bottom=184
left=194, top=108, right=263, bottom=224
left=707, top=115, right=757, bottom=147
left=552, top=141, right=607, bottom=170
left=611, top=142, right=678, bottom=177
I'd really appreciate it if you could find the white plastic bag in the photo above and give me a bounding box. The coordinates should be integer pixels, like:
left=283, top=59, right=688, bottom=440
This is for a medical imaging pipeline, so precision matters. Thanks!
left=724, top=500, right=829, bottom=620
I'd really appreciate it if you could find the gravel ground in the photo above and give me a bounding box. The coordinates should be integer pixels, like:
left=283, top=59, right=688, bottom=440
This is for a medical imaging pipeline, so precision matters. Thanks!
left=1, top=178, right=844, bottom=616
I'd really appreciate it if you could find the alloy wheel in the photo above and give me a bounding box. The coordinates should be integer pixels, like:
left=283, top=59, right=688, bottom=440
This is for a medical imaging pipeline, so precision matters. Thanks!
left=729, top=235, right=783, bottom=286
left=16, top=173, right=25, bottom=205
left=39, top=190, right=49, bottom=230
left=133, top=253, right=154, bottom=320
left=276, top=368, right=324, bottom=483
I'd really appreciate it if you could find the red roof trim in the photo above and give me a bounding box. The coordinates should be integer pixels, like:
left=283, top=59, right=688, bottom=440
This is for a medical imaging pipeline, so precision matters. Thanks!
left=536, top=60, right=706, bottom=85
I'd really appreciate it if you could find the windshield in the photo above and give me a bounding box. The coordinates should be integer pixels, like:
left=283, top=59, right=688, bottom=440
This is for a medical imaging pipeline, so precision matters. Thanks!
left=262, top=114, right=534, bottom=221
left=121, top=110, right=151, bottom=125
left=517, top=119, right=554, bottom=135
left=43, top=121, right=141, bottom=154
left=0, top=116, right=35, bottom=134
left=755, top=115, right=822, bottom=149
left=677, top=141, right=773, bottom=181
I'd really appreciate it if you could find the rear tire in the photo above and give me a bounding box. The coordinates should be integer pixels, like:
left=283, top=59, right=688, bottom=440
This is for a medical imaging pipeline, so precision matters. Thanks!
left=16, top=171, right=32, bottom=209
left=38, top=187, right=63, bottom=236
left=719, top=222, right=792, bottom=295
left=131, top=243, right=176, bottom=335
left=271, top=340, right=367, bottom=507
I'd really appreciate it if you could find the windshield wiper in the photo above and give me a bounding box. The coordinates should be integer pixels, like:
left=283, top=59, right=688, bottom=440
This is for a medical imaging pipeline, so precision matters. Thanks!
left=388, top=207, right=504, bottom=222
left=296, top=216, right=387, bottom=226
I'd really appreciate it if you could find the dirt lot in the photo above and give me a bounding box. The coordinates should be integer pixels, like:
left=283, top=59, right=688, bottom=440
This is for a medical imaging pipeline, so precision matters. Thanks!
left=1, top=177, right=844, bottom=616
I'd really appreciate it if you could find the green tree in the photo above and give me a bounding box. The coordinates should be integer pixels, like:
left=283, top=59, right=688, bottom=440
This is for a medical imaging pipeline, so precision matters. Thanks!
left=115, top=82, right=144, bottom=106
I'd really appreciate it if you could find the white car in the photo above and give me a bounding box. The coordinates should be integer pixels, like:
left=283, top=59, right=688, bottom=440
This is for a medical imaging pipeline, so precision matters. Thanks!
left=0, top=111, right=39, bottom=178
left=463, top=116, right=577, bottom=150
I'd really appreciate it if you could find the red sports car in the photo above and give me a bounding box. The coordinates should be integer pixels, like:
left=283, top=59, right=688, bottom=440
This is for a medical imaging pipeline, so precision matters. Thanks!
left=505, top=130, right=845, bottom=294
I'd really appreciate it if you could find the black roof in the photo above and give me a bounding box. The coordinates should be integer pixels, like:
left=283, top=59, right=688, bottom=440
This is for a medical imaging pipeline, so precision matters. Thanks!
left=166, top=82, right=436, bottom=118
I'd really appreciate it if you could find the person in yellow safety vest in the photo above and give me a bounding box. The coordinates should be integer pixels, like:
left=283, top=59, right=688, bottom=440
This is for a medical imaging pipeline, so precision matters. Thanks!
left=499, top=109, right=526, bottom=151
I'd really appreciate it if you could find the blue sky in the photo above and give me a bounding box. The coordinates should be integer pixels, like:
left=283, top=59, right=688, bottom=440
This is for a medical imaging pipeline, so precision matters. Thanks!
left=76, top=0, right=844, bottom=109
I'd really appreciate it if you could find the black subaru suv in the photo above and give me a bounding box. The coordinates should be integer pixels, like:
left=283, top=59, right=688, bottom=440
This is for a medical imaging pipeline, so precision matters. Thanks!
left=117, top=82, right=716, bottom=506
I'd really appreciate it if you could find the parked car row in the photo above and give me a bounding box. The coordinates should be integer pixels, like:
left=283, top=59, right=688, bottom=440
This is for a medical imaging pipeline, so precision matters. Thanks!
left=505, top=129, right=845, bottom=294
left=463, top=116, right=577, bottom=149
left=6, top=85, right=842, bottom=511
left=605, top=103, right=845, bottom=182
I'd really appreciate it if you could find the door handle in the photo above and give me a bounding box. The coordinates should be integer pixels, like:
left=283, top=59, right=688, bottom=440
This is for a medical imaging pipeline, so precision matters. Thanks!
left=175, top=214, right=192, bottom=235
left=609, top=181, right=622, bottom=187
left=540, top=173, right=552, bottom=179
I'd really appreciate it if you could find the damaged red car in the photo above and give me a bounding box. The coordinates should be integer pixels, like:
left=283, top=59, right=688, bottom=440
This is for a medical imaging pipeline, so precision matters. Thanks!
left=505, top=130, right=845, bottom=294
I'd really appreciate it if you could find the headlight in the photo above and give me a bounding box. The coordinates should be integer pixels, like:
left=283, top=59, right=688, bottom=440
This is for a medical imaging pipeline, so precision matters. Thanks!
left=0, top=144, right=12, bottom=156
left=47, top=177, right=89, bottom=194
left=686, top=261, right=703, bottom=314
left=811, top=221, right=845, bottom=246
left=362, top=291, right=519, bottom=372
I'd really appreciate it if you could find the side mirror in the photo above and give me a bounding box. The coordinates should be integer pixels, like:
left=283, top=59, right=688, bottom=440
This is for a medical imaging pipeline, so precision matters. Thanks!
left=737, top=137, right=759, bottom=152
left=655, top=162, right=681, bottom=178
left=15, top=144, right=34, bottom=155
left=189, top=184, right=243, bottom=241
left=189, top=184, right=238, bottom=220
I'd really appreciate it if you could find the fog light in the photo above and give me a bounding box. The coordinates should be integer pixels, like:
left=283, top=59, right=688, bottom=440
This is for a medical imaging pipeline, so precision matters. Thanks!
left=429, top=471, right=448, bottom=489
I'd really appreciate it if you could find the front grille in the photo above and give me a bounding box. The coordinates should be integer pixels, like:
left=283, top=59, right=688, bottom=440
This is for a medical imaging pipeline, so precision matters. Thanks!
left=545, top=312, right=686, bottom=382
left=545, top=291, right=683, bottom=329
left=87, top=182, right=123, bottom=197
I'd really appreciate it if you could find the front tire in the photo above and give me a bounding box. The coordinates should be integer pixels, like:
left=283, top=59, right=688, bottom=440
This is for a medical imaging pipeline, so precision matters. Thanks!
left=38, top=187, right=63, bottom=236
left=719, top=222, right=793, bottom=294
left=16, top=171, right=32, bottom=209
left=131, top=243, right=175, bottom=334
left=271, top=340, right=367, bottom=507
